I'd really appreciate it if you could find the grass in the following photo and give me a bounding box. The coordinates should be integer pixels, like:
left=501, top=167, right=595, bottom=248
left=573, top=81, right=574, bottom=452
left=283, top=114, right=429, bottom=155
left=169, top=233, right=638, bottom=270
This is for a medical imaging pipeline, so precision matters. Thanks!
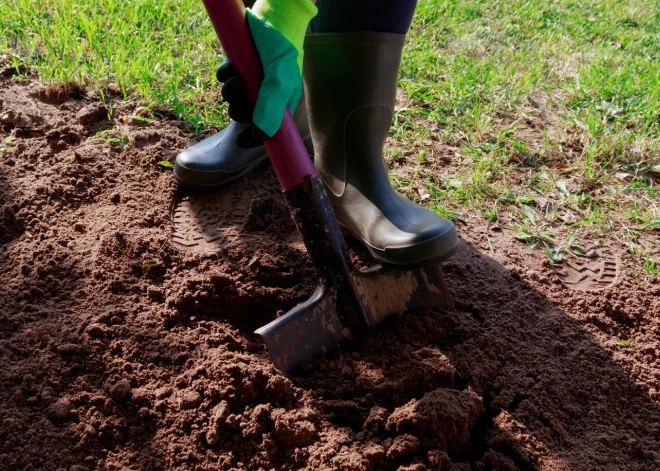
left=0, top=0, right=225, bottom=128
left=618, top=339, right=632, bottom=348
left=1, top=0, right=659, bottom=276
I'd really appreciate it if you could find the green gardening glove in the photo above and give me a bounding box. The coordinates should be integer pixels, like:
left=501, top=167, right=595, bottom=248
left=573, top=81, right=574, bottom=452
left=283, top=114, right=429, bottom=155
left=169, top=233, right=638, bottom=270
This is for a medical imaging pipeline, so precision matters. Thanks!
left=245, top=0, right=317, bottom=137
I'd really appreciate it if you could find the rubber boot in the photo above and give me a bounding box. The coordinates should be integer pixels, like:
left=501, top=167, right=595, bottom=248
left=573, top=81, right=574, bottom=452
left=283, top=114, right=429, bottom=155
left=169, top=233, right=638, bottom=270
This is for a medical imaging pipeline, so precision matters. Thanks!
left=174, top=97, right=311, bottom=189
left=304, top=32, right=458, bottom=266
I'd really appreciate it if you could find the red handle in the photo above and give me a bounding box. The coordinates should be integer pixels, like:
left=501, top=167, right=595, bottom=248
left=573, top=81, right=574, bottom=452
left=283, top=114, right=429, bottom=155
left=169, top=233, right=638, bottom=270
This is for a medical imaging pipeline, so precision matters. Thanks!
left=202, top=0, right=317, bottom=189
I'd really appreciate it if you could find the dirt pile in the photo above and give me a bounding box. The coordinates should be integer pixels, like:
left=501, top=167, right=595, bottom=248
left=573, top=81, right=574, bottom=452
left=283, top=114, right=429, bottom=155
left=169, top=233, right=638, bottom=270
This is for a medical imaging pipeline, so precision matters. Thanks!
left=1, top=77, right=659, bottom=471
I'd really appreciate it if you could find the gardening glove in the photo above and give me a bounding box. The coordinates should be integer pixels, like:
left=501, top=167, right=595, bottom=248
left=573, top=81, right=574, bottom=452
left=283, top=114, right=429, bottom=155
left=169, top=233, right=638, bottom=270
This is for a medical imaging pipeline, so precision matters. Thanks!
left=217, top=0, right=317, bottom=148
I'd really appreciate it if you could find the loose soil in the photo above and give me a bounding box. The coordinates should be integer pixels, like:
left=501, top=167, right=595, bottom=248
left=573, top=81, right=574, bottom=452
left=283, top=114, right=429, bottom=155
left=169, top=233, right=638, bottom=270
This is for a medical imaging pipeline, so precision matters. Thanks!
left=1, top=77, right=659, bottom=471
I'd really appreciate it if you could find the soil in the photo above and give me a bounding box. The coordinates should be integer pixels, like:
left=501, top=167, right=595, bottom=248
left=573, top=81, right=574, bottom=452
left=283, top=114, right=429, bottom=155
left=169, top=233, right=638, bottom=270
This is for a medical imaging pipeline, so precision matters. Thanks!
left=1, top=77, right=659, bottom=471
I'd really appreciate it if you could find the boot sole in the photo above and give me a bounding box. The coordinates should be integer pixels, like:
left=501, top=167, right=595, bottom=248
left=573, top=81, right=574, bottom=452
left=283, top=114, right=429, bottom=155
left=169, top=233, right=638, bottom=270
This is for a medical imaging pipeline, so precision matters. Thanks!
left=339, top=222, right=459, bottom=269
left=173, top=155, right=268, bottom=192
left=173, top=138, right=313, bottom=191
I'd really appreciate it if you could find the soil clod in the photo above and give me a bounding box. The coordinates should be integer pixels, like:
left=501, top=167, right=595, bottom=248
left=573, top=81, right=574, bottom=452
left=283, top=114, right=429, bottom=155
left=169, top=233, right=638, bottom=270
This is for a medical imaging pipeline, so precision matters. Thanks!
left=76, top=103, right=108, bottom=125
left=180, top=390, right=202, bottom=409
left=109, top=380, right=132, bottom=402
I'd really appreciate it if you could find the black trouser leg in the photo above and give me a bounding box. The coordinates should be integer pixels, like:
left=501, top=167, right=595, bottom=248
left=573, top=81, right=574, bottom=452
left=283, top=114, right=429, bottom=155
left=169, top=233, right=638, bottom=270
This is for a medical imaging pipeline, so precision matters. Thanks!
left=310, top=0, right=418, bottom=34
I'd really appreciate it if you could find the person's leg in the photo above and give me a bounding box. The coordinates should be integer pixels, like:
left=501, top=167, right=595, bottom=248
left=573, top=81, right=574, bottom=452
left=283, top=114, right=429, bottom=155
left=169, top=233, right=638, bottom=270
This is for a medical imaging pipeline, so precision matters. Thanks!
left=303, top=0, right=458, bottom=265
left=310, top=0, right=418, bottom=34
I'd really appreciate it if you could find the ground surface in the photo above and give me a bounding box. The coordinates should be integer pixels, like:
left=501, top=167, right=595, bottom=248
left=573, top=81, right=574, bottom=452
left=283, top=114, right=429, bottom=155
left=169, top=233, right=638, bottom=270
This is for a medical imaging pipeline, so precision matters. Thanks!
left=1, top=0, right=659, bottom=469
left=2, top=77, right=660, bottom=471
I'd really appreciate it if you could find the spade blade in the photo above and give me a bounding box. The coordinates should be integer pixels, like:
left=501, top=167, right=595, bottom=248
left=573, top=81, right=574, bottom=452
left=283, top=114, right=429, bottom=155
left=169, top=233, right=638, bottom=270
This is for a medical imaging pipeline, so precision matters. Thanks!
left=255, top=284, right=351, bottom=374
left=255, top=263, right=452, bottom=375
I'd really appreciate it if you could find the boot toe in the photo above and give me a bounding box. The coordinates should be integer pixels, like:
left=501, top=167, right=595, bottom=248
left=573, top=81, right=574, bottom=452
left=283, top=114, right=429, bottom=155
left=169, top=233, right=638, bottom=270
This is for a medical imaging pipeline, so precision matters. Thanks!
left=341, top=203, right=459, bottom=267
left=173, top=122, right=268, bottom=189
left=176, top=142, right=222, bottom=173
left=174, top=131, right=231, bottom=188
left=381, top=217, right=458, bottom=266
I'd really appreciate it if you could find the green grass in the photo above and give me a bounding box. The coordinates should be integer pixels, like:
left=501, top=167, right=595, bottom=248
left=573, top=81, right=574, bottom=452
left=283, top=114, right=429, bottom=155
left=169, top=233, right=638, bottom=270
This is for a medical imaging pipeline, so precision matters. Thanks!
left=617, top=339, right=632, bottom=348
left=1, top=0, right=659, bottom=275
left=0, top=0, right=225, bottom=129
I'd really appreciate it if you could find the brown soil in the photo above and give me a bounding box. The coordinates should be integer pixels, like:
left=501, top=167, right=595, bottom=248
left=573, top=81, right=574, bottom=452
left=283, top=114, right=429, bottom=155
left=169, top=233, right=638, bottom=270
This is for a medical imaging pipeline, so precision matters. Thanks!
left=1, top=77, right=659, bottom=471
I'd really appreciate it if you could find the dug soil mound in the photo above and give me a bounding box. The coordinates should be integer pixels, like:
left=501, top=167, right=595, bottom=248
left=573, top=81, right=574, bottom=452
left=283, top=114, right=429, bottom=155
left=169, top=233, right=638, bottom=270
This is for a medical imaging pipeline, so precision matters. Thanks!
left=1, top=78, right=659, bottom=471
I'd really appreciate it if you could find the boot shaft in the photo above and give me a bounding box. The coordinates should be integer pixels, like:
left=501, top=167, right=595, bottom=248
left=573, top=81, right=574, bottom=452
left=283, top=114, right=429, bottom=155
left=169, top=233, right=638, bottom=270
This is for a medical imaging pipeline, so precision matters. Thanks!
left=303, top=32, right=405, bottom=197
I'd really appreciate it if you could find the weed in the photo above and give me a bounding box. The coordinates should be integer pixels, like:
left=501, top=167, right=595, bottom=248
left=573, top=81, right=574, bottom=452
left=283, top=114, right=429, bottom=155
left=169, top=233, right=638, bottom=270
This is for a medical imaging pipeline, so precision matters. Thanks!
left=90, top=130, right=129, bottom=147
left=157, top=161, right=175, bottom=170
left=636, top=218, right=660, bottom=232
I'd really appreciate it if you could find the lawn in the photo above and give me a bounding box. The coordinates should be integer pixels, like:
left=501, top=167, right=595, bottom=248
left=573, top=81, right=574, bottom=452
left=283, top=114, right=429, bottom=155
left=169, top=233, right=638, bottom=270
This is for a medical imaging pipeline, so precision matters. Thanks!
left=1, top=0, right=658, bottom=277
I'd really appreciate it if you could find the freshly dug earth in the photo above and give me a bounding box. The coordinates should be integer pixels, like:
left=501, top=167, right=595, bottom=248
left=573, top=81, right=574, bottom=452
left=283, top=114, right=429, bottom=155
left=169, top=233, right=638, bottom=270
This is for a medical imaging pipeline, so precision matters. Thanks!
left=1, top=77, right=659, bottom=471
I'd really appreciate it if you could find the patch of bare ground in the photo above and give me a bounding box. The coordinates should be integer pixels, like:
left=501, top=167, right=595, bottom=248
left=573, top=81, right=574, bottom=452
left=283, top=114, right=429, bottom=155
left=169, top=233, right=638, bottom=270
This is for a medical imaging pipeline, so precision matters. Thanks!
left=1, top=78, right=659, bottom=471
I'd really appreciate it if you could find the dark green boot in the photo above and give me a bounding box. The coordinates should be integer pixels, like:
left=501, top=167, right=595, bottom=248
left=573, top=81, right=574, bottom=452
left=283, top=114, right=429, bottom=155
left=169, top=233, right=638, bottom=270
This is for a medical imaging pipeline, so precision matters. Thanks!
left=304, top=32, right=458, bottom=266
left=174, top=97, right=311, bottom=189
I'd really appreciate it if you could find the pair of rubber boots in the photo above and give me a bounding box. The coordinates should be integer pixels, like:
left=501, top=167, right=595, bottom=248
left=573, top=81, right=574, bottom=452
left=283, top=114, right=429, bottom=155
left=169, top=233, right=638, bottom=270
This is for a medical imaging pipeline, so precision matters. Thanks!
left=175, top=32, right=458, bottom=266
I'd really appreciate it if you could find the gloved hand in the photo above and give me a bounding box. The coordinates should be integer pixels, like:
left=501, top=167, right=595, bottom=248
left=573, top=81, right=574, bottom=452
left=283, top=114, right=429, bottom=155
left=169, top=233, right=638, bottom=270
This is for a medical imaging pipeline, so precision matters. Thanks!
left=217, top=0, right=317, bottom=148
left=216, top=61, right=270, bottom=148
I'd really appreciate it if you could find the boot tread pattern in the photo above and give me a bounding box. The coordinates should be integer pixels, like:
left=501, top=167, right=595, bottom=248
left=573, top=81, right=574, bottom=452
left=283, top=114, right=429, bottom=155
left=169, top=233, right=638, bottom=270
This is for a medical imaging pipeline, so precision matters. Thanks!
left=170, top=175, right=279, bottom=253
left=553, top=247, right=619, bottom=291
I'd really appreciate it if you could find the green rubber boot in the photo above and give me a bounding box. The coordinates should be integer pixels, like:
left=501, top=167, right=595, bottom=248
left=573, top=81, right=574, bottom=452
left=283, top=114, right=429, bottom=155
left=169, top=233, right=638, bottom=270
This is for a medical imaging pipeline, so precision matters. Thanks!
left=174, top=97, right=311, bottom=190
left=304, top=32, right=458, bottom=266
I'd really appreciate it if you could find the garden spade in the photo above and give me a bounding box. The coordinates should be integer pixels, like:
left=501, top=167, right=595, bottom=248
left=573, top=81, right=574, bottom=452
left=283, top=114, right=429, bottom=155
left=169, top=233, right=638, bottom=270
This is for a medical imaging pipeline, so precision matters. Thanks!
left=201, top=0, right=454, bottom=374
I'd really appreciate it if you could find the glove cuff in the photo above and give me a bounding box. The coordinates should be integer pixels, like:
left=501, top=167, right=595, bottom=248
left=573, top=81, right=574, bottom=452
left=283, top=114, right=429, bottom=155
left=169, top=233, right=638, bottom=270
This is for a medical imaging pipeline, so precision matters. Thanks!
left=250, top=0, right=317, bottom=69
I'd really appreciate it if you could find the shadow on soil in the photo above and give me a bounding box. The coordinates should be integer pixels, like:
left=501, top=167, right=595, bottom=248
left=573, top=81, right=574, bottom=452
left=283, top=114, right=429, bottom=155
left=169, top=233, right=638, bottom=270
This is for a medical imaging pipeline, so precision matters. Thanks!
left=285, top=238, right=660, bottom=469
left=174, top=182, right=660, bottom=471
left=445, top=240, right=659, bottom=469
